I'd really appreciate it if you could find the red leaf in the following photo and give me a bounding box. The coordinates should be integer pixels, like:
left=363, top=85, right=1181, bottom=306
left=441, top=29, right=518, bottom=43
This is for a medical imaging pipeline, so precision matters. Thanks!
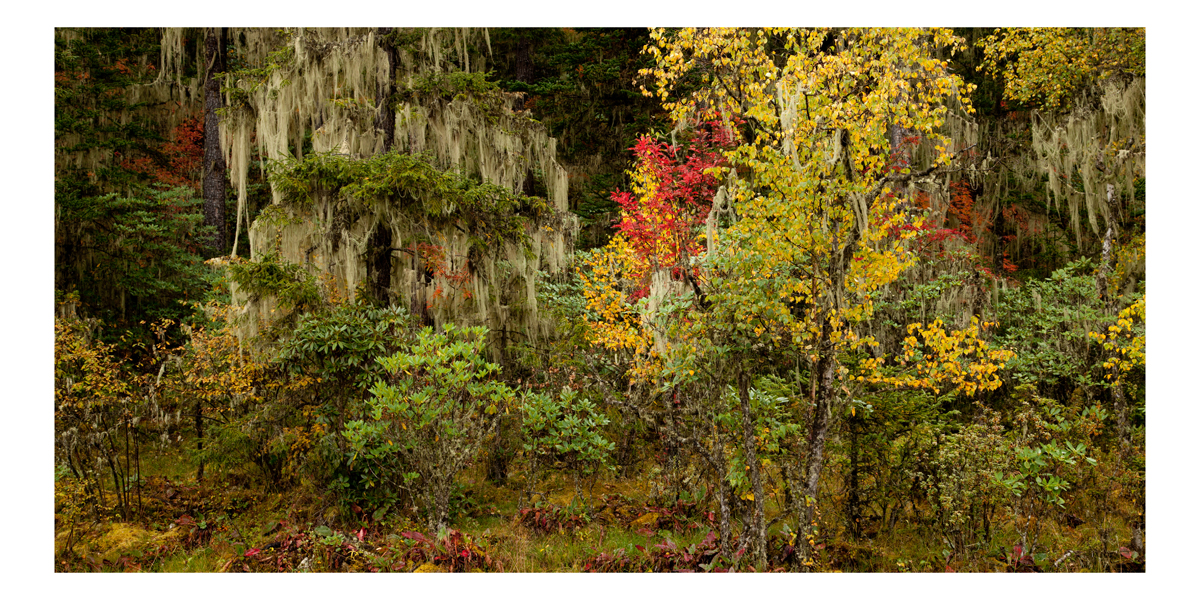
left=401, top=531, right=430, bottom=543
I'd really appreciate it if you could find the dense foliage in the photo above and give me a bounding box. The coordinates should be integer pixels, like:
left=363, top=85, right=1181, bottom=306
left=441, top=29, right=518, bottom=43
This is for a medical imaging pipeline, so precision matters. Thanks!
left=489, top=28, right=670, bottom=246
left=54, top=27, right=1146, bottom=575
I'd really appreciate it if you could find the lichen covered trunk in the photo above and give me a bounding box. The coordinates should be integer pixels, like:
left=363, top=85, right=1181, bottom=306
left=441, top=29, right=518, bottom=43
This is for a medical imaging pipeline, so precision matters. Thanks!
left=202, top=27, right=227, bottom=255
left=798, top=337, right=837, bottom=570
left=209, top=28, right=577, bottom=356
left=714, top=447, right=734, bottom=561
left=736, top=370, right=768, bottom=569
left=430, top=477, right=452, bottom=533
left=1097, top=183, right=1131, bottom=447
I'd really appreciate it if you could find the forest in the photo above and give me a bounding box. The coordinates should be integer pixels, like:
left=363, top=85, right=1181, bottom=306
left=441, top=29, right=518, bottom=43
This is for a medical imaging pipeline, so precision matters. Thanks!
left=51, top=27, right=1149, bottom=576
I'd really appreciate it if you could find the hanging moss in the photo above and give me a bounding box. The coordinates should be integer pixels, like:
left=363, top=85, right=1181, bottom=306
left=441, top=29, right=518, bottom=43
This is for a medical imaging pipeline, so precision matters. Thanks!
left=268, top=151, right=548, bottom=245
left=399, top=71, right=500, bottom=103
left=1032, top=79, right=1145, bottom=244
left=163, top=28, right=576, bottom=355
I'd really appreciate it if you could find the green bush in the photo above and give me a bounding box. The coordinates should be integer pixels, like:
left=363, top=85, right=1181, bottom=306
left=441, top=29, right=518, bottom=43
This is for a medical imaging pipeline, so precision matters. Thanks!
left=56, top=186, right=215, bottom=349
left=345, top=324, right=517, bottom=531
left=520, top=387, right=615, bottom=510
left=995, top=259, right=1106, bottom=395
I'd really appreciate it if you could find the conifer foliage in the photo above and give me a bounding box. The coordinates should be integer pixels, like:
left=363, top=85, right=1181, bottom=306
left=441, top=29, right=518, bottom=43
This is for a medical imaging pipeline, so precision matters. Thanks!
left=52, top=27, right=1146, bottom=574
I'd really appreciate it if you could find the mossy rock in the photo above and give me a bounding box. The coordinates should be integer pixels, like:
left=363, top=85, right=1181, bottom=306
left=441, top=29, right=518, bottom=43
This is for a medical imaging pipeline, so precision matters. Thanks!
left=78, top=523, right=181, bottom=563
left=413, top=561, right=445, bottom=573
left=630, top=512, right=659, bottom=528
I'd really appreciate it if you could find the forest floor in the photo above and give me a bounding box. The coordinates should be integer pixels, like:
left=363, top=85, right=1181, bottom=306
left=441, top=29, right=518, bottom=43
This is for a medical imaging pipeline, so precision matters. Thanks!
left=53, top=438, right=1142, bottom=573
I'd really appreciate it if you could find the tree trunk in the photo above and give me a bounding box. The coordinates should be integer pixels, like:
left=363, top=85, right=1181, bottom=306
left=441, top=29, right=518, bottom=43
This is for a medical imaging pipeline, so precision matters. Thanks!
left=124, top=413, right=132, bottom=520
left=848, top=413, right=861, bottom=540
left=512, top=32, right=534, bottom=111
left=712, top=431, right=734, bottom=561
left=514, top=34, right=534, bottom=84
left=432, top=489, right=449, bottom=533
left=375, top=28, right=400, bottom=152
left=1096, top=183, right=1130, bottom=447
left=368, top=222, right=393, bottom=305
left=736, top=370, right=768, bottom=569
left=202, top=28, right=228, bottom=255
left=798, top=339, right=837, bottom=570
left=430, top=472, right=451, bottom=533
left=195, top=395, right=205, bottom=482
left=690, top=414, right=734, bottom=563
left=135, top=421, right=143, bottom=519
left=486, top=413, right=513, bottom=485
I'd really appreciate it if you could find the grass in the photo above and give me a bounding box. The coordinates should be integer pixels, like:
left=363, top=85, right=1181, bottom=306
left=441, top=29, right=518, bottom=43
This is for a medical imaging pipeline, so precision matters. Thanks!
left=54, top=434, right=1143, bottom=573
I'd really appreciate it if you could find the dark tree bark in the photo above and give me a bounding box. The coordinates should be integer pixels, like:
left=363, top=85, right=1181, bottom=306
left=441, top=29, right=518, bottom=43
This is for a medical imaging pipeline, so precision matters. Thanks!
left=195, top=396, right=205, bottom=481
left=202, top=28, right=228, bottom=255
left=368, top=222, right=393, bottom=305
left=513, top=33, right=534, bottom=84
left=486, top=413, right=514, bottom=485
left=507, top=31, right=535, bottom=112
left=375, top=28, right=401, bottom=152
left=736, top=370, right=768, bottom=569
left=797, top=338, right=837, bottom=569
left=710, top=428, right=734, bottom=560
left=847, top=413, right=862, bottom=540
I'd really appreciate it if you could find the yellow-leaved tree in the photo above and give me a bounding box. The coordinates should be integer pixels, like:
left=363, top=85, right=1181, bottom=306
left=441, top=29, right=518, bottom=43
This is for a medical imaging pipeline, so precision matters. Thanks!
left=979, top=27, right=1145, bottom=113
left=581, top=28, right=1018, bottom=569
left=981, top=27, right=1145, bottom=446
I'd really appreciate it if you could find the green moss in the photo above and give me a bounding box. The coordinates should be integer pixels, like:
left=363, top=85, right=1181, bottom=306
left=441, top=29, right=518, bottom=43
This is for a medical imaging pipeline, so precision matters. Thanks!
left=228, top=251, right=322, bottom=312
left=405, top=71, right=499, bottom=100
left=220, top=36, right=297, bottom=113
left=382, top=28, right=424, bottom=50
left=254, top=203, right=304, bottom=229
left=396, top=71, right=517, bottom=123
left=268, top=151, right=548, bottom=246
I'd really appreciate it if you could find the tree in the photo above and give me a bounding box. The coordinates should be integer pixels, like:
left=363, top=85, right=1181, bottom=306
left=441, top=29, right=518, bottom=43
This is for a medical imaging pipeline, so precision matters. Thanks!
left=202, top=28, right=229, bottom=254
left=55, top=303, right=140, bottom=519
left=518, top=387, right=615, bottom=511
left=55, top=187, right=213, bottom=342
left=579, top=27, right=1018, bottom=569
left=978, top=28, right=1144, bottom=113
left=981, top=27, right=1146, bottom=446
left=980, top=28, right=1145, bottom=264
left=55, top=28, right=216, bottom=350
left=488, top=28, right=669, bottom=247
left=345, top=324, right=516, bottom=531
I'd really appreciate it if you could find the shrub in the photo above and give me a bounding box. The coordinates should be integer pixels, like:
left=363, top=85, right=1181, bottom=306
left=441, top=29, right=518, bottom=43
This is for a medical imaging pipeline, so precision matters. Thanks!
left=519, top=387, right=615, bottom=510
left=909, top=408, right=1012, bottom=553
left=54, top=305, right=154, bottom=521
left=345, top=324, right=516, bottom=530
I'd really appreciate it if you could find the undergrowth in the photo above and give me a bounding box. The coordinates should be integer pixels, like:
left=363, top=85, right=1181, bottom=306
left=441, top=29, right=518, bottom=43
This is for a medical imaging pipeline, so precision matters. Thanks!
left=54, top=439, right=1144, bottom=573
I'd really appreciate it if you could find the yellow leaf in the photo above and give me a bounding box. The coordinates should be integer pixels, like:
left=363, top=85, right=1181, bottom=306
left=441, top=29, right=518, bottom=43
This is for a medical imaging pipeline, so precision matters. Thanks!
left=632, top=512, right=660, bottom=527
